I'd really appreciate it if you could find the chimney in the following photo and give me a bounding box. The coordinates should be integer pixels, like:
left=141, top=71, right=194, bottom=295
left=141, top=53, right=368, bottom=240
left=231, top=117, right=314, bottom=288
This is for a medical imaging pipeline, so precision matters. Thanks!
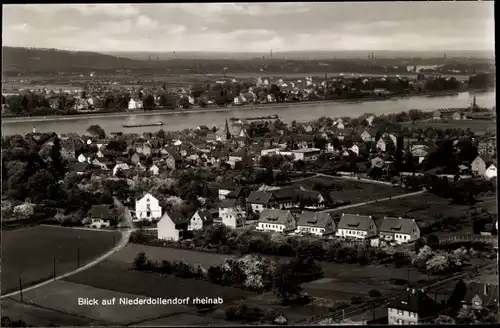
left=484, top=284, right=488, bottom=296
left=412, top=288, right=416, bottom=294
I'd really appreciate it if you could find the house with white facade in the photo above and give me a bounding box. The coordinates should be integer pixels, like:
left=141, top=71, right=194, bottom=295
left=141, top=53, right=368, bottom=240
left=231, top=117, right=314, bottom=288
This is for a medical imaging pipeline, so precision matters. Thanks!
left=256, top=209, right=296, bottom=233
left=335, top=213, right=378, bottom=239
left=350, top=144, right=360, bottom=155
left=378, top=217, right=420, bottom=244
left=189, top=210, right=215, bottom=231
left=296, top=211, right=336, bottom=237
left=78, top=153, right=92, bottom=163
left=88, top=205, right=113, bottom=229
left=218, top=183, right=238, bottom=200
left=291, top=148, right=321, bottom=162
left=219, top=198, right=245, bottom=229
left=113, top=163, right=130, bottom=176
left=484, top=164, right=497, bottom=179
left=471, top=156, right=486, bottom=176
left=157, top=212, right=189, bottom=242
left=149, top=164, right=160, bottom=175
left=388, top=288, right=440, bottom=325
left=361, top=130, right=374, bottom=142
left=135, top=193, right=162, bottom=222
left=128, top=98, right=143, bottom=110
left=247, top=191, right=275, bottom=214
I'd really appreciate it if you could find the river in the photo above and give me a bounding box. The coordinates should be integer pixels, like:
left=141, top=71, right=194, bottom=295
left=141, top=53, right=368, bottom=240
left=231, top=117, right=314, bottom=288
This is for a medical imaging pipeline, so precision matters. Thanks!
left=1, top=91, right=495, bottom=136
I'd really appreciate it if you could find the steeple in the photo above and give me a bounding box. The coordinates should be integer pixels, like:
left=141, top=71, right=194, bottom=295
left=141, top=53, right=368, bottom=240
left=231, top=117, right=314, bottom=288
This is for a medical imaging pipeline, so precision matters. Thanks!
left=224, top=117, right=231, bottom=141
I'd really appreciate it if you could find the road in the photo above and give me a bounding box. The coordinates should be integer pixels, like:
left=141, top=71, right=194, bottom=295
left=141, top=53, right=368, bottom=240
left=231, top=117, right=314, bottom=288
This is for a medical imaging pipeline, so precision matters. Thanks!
left=313, top=262, right=497, bottom=324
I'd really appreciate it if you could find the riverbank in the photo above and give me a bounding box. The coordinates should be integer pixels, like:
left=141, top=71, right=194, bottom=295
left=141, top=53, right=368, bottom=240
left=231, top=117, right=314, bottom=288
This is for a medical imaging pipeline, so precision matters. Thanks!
left=1, top=89, right=488, bottom=124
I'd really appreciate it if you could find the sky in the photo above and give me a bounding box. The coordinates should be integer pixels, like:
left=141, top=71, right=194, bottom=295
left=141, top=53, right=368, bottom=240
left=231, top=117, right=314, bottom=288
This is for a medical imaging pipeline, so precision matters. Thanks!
left=2, top=2, right=495, bottom=53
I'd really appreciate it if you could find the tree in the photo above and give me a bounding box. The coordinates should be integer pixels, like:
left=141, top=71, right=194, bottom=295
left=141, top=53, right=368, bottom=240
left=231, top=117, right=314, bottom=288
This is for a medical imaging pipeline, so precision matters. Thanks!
left=447, top=279, right=467, bottom=310
left=143, top=94, right=156, bottom=111
left=314, top=136, right=328, bottom=150
left=49, top=136, right=66, bottom=179
left=368, top=289, right=382, bottom=298
left=273, top=262, right=303, bottom=304
left=106, top=139, right=127, bottom=152
left=86, top=125, right=106, bottom=139
left=27, top=169, right=57, bottom=204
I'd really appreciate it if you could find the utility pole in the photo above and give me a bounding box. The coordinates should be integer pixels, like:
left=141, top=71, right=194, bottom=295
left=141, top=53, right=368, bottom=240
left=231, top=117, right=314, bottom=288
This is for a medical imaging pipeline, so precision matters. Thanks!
left=53, top=257, right=56, bottom=281
left=77, top=247, right=80, bottom=268
left=372, top=299, right=376, bottom=321
left=19, top=276, right=23, bottom=302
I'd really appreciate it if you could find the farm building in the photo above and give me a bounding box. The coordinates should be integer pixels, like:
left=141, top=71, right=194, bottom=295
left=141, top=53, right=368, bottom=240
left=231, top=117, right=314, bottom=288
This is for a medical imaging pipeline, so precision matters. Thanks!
left=157, top=212, right=189, bottom=242
left=256, top=208, right=296, bottom=233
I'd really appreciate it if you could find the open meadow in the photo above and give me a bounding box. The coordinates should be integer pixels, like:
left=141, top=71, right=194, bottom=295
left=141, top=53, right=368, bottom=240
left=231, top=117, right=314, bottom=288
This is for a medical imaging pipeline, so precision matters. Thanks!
left=294, top=175, right=408, bottom=204
left=1, top=226, right=119, bottom=294
left=337, top=192, right=469, bottom=221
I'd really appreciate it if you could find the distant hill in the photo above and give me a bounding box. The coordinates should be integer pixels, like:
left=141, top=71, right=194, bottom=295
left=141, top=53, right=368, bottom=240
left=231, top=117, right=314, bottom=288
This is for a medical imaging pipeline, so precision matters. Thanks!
left=2, top=47, right=138, bottom=74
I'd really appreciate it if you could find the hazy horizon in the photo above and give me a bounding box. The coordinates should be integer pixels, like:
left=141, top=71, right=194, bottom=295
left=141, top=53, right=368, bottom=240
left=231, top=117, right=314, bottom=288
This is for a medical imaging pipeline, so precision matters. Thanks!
left=2, top=3, right=495, bottom=53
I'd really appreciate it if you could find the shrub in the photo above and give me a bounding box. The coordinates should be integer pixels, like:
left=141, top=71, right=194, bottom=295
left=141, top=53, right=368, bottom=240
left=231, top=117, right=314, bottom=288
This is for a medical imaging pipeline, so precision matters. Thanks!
left=133, top=252, right=149, bottom=270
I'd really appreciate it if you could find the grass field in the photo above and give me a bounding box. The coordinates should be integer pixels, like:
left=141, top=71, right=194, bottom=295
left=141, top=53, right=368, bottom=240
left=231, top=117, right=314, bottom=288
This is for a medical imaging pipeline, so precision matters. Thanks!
left=8, top=280, right=193, bottom=326
left=295, top=175, right=408, bottom=204
left=1, top=298, right=107, bottom=327
left=1, top=226, right=119, bottom=294
left=402, top=119, right=496, bottom=134
left=338, top=192, right=469, bottom=221
left=106, top=243, right=235, bottom=269
left=64, top=260, right=255, bottom=304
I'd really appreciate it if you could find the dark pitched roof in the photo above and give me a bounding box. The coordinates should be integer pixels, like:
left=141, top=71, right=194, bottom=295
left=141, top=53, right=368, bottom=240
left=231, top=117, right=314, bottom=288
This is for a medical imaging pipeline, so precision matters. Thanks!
left=195, top=210, right=214, bottom=222
left=463, top=282, right=499, bottom=306
left=337, top=213, right=374, bottom=231
left=379, top=217, right=419, bottom=235
left=220, top=198, right=238, bottom=208
left=258, top=209, right=294, bottom=225
left=389, top=288, right=440, bottom=316
left=272, top=187, right=299, bottom=201
left=68, top=162, right=88, bottom=172
left=162, top=147, right=182, bottom=160
left=90, top=205, right=113, bottom=220
left=226, top=186, right=251, bottom=199
left=296, top=211, right=335, bottom=229
left=164, top=212, right=188, bottom=225
left=247, top=191, right=274, bottom=204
